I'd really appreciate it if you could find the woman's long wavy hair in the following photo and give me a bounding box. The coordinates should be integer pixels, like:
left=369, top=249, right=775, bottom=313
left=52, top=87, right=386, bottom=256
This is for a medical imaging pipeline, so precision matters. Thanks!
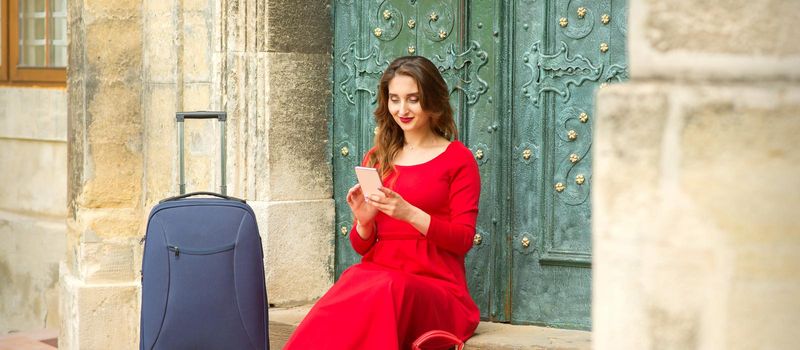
left=368, top=56, right=457, bottom=179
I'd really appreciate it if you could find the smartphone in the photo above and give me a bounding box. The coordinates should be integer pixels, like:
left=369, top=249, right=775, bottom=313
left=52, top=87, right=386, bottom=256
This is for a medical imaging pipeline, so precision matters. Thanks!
left=354, top=166, right=383, bottom=198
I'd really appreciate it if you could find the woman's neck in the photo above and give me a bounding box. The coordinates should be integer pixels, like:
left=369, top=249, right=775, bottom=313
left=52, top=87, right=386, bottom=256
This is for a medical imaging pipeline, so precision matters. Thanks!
left=403, top=130, right=440, bottom=149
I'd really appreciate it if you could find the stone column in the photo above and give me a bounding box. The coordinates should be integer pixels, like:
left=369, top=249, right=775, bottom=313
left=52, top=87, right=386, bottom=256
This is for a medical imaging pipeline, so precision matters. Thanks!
left=593, top=1, right=799, bottom=349
left=220, top=0, right=335, bottom=306
left=61, top=0, right=144, bottom=348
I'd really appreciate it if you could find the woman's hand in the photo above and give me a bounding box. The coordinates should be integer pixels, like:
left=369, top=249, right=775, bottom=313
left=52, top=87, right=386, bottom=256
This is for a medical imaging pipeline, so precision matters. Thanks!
left=346, top=184, right=379, bottom=226
left=368, top=187, right=431, bottom=235
left=367, top=187, right=415, bottom=221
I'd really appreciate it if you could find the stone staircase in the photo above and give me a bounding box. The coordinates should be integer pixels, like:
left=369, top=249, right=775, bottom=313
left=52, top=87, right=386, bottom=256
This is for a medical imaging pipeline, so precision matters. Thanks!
left=269, top=306, right=591, bottom=350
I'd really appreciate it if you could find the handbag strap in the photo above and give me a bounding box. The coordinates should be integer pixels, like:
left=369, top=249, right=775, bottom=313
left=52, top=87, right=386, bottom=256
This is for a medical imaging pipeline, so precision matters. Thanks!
left=411, top=330, right=465, bottom=350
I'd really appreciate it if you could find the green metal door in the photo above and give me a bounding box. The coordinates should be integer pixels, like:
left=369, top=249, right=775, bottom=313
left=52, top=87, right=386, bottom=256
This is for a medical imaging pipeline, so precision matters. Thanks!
left=331, top=0, right=627, bottom=330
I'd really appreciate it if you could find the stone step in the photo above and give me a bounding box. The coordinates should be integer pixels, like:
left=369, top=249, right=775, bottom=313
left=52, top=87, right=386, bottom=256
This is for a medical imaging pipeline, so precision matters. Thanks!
left=269, top=306, right=591, bottom=350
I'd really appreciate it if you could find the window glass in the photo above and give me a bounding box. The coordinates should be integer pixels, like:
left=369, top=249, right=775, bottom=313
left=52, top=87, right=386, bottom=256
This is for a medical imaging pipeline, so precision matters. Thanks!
left=50, top=0, right=66, bottom=67
left=19, top=0, right=66, bottom=68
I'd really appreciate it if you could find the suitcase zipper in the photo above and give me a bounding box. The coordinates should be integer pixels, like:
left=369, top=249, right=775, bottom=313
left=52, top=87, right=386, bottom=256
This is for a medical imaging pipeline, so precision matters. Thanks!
left=167, top=243, right=236, bottom=257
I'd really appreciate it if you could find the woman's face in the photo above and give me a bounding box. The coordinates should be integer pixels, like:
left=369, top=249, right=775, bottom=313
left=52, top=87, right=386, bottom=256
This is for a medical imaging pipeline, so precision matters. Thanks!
left=387, top=74, right=431, bottom=134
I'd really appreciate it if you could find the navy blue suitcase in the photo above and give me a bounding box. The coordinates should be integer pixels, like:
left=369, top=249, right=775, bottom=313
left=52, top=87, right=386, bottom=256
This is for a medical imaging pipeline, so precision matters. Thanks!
left=140, top=112, right=269, bottom=350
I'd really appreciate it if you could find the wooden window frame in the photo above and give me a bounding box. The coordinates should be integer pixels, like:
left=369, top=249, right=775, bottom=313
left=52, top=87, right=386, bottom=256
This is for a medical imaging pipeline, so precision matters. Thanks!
left=2, top=0, right=66, bottom=85
left=1, top=0, right=8, bottom=81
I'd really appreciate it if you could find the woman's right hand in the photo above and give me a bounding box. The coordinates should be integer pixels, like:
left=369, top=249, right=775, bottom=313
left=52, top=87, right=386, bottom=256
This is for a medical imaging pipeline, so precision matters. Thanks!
left=346, top=184, right=379, bottom=227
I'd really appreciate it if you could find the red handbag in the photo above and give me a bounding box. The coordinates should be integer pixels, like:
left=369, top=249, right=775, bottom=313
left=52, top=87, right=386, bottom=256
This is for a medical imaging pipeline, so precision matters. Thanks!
left=411, top=330, right=465, bottom=350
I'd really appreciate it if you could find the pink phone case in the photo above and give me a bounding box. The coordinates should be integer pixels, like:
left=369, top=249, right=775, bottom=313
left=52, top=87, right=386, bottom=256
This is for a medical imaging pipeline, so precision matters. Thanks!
left=354, top=166, right=382, bottom=197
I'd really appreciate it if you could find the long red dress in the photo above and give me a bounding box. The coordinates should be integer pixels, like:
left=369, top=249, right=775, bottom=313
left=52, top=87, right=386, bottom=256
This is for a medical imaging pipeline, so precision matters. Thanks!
left=283, top=141, right=481, bottom=350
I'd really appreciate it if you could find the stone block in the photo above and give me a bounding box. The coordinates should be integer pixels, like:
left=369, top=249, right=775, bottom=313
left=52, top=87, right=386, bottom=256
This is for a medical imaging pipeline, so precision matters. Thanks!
left=143, top=10, right=177, bottom=84
left=251, top=199, right=335, bottom=306
left=84, top=17, right=143, bottom=82
left=223, top=0, right=252, bottom=53
left=0, top=88, right=67, bottom=141
left=593, top=83, right=668, bottom=244
left=79, top=79, right=143, bottom=209
left=593, top=82, right=800, bottom=349
left=83, top=0, right=142, bottom=23
left=679, top=85, right=800, bottom=242
left=0, top=139, right=67, bottom=216
left=266, top=53, right=332, bottom=201
left=183, top=83, right=212, bottom=112
left=81, top=207, right=143, bottom=240
left=59, top=272, right=139, bottom=350
left=75, top=236, right=138, bottom=282
left=183, top=0, right=214, bottom=13
left=629, top=0, right=800, bottom=80
left=143, top=0, right=173, bottom=17
left=266, top=0, right=331, bottom=54
left=143, top=84, right=178, bottom=205
left=0, top=213, right=65, bottom=334
left=183, top=12, right=213, bottom=83
left=80, top=141, right=143, bottom=209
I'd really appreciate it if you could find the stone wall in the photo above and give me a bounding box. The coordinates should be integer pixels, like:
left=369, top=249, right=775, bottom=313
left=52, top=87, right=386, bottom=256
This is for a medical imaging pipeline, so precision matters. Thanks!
left=593, top=0, right=800, bottom=349
left=61, top=0, right=333, bottom=348
left=0, top=88, right=67, bottom=334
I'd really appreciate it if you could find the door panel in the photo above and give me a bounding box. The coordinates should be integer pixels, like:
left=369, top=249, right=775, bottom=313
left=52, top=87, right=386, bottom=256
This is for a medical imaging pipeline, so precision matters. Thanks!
left=510, top=0, right=627, bottom=329
left=331, top=0, right=502, bottom=321
left=331, top=0, right=627, bottom=330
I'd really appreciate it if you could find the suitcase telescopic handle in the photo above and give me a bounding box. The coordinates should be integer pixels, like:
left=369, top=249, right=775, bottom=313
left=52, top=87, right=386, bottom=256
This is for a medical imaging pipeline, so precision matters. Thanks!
left=159, top=191, right=245, bottom=203
left=176, top=111, right=227, bottom=195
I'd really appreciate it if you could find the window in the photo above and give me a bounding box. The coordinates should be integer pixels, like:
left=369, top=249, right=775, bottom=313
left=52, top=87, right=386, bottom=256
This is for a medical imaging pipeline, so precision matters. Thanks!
left=1, top=0, right=67, bottom=85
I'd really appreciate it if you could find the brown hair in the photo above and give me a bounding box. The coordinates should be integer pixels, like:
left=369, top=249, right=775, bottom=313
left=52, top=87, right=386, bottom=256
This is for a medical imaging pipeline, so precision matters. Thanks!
left=368, top=56, right=457, bottom=179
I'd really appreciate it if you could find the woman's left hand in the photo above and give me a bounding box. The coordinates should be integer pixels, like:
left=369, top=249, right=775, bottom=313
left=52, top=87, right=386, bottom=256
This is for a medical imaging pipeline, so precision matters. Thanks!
left=367, top=187, right=417, bottom=222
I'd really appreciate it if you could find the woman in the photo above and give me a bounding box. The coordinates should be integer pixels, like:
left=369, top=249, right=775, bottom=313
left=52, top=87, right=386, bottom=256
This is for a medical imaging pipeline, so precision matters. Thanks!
left=284, top=56, right=481, bottom=349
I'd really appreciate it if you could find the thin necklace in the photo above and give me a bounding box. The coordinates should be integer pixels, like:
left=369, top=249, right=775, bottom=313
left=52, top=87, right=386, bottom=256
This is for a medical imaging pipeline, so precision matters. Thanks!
left=405, top=136, right=435, bottom=151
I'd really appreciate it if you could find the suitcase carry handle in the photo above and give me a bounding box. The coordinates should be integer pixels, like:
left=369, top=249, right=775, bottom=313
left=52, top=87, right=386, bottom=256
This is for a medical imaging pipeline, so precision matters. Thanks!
left=412, top=330, right=465, bottom=350
left=176, top=111, right=227, bottom=195
left=159, top=191, right=245, bottom=204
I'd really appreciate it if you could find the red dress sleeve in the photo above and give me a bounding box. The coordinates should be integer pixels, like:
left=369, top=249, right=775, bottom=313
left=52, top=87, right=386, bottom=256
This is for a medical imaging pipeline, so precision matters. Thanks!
left=349, top=148, right=378, bottom=255
left=424, top=147, right=481, bottom=255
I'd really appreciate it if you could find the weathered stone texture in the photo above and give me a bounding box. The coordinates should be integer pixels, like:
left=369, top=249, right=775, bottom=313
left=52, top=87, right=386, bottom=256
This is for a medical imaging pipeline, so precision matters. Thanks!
left=63, top=0, right=146, bottom=347
left=224, top=0, right=259, bottom=53
left=83, top=0, right=141, bottom=20
left=252, top=200, right=335, bottom=306
left=266, top=0, right=331, bottom=54
left=0, top=215, right=65, bottom=333
left=644, top=0, right=796, bottom=56
left=594, top=83, right=800, bottom=350
left=0, top=140, right=67, bottom=216
left=0, top=88, right=67, bottom=141
left=84, top=18, right=143, bottom=81
left=143, top=85, right=178, bottom=204
left=629, top=0, right=800, bottom=80
left=592, top=85, right=668, bottom=243
left=183, top=12, right=213, bottom=83
left=267, top=53, right=332, bottom=201
left=80, top=12, right=144, bottom=209
left=75, top=237, right=138, bottom=282
left=143, top=9, right=177, bottom=83
left=60, top=273, right=139, bottom=350
left=0, top=85, right=68, bottom=335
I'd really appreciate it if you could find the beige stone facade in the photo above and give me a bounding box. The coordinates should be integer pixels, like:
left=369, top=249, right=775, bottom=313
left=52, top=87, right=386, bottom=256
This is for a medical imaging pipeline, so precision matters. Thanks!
left=0, top=0, right=797, bottom=349
left=0, top=88, right=66, bottom=334
left=593, top=0, right=800, bottom=349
